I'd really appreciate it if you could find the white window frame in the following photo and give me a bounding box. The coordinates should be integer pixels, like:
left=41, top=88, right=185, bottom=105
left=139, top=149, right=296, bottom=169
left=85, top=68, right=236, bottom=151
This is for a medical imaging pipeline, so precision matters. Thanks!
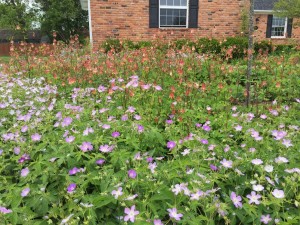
left=271, top=16, right=288, bottom=38
left=159, top=0, right=189, bottom=28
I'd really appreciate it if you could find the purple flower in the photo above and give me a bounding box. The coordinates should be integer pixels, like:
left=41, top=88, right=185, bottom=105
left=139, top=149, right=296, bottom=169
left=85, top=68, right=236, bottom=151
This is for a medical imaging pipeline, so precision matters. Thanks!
left=220, top=159, right=233, bottom=168
left=112, top=131, right=120, bottom=138
left=230, top=192, right=242, bottom=208
left=153, top=219, right=163, bottom=225
left=102, top=124, right=110, bottom=129
left=195, top=123, right=202, bottom=128
left=79, top=142, right=93, bottom=152
left=246, top=191, right=261, bottom=205
left=146, top=157, right=153, bottom=163
left=65, top=136, right=75, bottom=143
left=18, top=154, right=30, bottom=163
left=14, top=147, right=20, bottom=155
left=21, top=167, right=29, bottom=177
left=167, top=208, right=183, bottom=221
left=124, top=205, right=139, bottom=222
left=67, top=183, right=76, bottom=193
left=201, top=139, right=208, bottom=144
left=61, top=117, right=73, bottom=127
left=282, top=139, right=293, bottom=148
left=210, top=164, right=218, bottom=171
left=137, top=125, right=144, bottom=133
left=272, top=189, right=285, bottom=199
left=167, top=141, right=176, bottom=150
left=31, top=133, right=41, bottom=142
left=166, top=120, right=173, bottom=124
left=96, top=159, right=105, bottom=165
left=121, top=114, right=128, bottom=121
left=134, top=115, right=141, bottom=120
left=99, top=144, right=114, bottom=153
left=202, top=125, right=211, bottom=131
left=69, top=167, right=80, bottom=175
left=128, top=169, right=137, bottom=179
left=261, top=214, right=272, bottom=224
left=21, top=187, right=30, bottom=197
left=0, top=206, right=12, bottom=214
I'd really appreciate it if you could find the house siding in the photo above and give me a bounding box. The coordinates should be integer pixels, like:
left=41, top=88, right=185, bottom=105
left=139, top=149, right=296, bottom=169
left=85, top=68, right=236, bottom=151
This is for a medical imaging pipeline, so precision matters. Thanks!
left=254, top=15, right=300, bottom=44
left=90, top=0, right=245, bottom=46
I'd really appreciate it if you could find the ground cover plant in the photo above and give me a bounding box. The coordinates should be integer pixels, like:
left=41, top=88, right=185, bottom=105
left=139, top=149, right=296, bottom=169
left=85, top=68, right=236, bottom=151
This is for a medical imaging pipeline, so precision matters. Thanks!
left=0, top=40, right=299, bottom=224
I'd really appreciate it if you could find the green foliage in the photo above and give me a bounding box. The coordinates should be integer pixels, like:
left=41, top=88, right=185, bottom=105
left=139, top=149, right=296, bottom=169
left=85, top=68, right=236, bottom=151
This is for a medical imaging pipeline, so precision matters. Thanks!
left=221, top=37, right=248, bottom=59
left=101, top=39, right=122, bottom=53
left=0, top=42, right=300, bottom=225
left=274, top=0, right=300, bottom=19
left=254, top=41, right=273, bottom=54
left=35, top=0, right=88, bottom=43
left=0, top=0, right=37, bottom=30
left=197, top=38, right=221, bottom=54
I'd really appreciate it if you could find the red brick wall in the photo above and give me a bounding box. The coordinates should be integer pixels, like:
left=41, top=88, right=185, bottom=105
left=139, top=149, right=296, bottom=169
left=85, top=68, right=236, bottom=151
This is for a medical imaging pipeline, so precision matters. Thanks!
left=90, top=0, right=245, bottom=47
left=254, top=14, right=300, bottom=45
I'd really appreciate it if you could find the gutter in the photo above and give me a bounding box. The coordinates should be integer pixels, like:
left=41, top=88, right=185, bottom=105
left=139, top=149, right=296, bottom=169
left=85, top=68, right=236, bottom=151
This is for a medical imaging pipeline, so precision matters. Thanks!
left=88, top=0, right=93, bottom=47
left=254, top=10, right=274, bottom=14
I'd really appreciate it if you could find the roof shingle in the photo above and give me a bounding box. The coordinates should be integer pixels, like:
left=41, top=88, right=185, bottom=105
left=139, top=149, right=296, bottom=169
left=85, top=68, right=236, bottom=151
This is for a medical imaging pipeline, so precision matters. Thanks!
left=254, top=0, right=278, bottom=11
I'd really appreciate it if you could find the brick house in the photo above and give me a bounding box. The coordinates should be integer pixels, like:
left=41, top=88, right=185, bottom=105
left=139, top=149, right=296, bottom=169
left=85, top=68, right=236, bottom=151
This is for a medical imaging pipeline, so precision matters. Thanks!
left=80, top=0, right=300, bottom=46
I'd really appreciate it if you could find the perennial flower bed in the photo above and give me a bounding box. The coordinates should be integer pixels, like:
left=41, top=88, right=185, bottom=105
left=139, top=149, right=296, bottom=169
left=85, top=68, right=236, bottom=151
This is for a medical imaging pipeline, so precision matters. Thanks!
left=0, top=44, right=299, bottom=224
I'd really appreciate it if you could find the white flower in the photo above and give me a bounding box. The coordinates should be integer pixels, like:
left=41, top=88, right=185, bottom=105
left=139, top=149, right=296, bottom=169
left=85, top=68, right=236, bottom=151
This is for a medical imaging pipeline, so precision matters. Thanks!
left=251, top=158, right=263, bottom=165
left=264, top=165, right=274, bottom=173
left=252, top=184, right=264, bottom=192
left=274, top=156, right=289, bottom=164
left=272, top=189, right=285, bottom=199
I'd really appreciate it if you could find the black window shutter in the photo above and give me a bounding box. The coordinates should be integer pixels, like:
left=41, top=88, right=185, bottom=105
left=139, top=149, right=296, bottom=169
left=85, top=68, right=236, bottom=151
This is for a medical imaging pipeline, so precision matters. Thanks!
left=188, top=0, right=199, bottom=28
left=266, top=15, right=273, bottom=38
left=149, top=0, right=159, bottom=28
left=287, top=18, right=293, bottom=38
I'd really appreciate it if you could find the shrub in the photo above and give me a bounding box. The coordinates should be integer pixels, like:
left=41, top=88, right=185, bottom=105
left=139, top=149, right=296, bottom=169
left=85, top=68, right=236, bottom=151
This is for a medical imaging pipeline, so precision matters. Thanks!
left=136, top=41, right=152, bottom=49
left=174, top=39, right=195, bottom=50
left=254, top=41, right=273, bottom=54
left=101, top=39, right=122, bottom=53
left=196, top=38, right=221, bottom=54
left=221, top=37, right=248, bottom=59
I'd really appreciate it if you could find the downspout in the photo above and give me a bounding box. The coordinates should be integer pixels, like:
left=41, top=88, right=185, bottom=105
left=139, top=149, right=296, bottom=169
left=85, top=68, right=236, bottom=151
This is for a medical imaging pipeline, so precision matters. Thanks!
left=88, top=0, right=93, bottom=48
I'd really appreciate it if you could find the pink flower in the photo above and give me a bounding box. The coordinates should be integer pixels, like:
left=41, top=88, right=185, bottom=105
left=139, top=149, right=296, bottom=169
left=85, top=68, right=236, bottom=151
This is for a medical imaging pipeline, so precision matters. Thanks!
left=61, top=117, right=72, bottom=127
left=230, top=192, right=242, bottom=208
left=21, top=167, right=29, bottom=177
left=0, top=206, right=12, bottom=214
left=112, top=131, right=120, bottom=138
left=153, top=219, right=163, bottom=225
left=167, top=141, right=176, bottom=150
left=128, top=169, right=137, bottom=179
left=99, top=144, right=114, bottom=153
left=167, top=208, right=183, bottom=221
left=220, top=159, right=233, bottom=168
left=246, top=191, right=261, bottom=205
left=261, top=214, right=272, bottom=224
left=124, top=205, right=139, bottom=222
left=31, top=133, right=41, bottom=142
left=79, top=142, right=93, bottom=152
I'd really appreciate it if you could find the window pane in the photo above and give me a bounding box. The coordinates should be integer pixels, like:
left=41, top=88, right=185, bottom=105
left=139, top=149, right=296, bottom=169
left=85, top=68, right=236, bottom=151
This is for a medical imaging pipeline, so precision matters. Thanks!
left=167, top=16, right=173, bottom=25
left=160, top=16, right=167, bottom=26
left=160, top=0, right=167, bottom=5
left=181, top=0, right=187, bottom=6
left=167, top=0, right=173, bottom=6
left=174, top=0, right=181, bottom=6
left=173, top=9, right=180, bottom=16
left=160, top=9, right=166, bottom=16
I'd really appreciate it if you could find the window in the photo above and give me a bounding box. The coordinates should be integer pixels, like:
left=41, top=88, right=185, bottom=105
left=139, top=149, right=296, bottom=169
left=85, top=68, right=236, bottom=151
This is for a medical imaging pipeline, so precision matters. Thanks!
left=159, top=0, right=188, bottom=28
left=271, top=16, right=287, bottom=38
left=266, top=15, right=293, bottom=39
left=149, top=0, right=199, bottom=29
